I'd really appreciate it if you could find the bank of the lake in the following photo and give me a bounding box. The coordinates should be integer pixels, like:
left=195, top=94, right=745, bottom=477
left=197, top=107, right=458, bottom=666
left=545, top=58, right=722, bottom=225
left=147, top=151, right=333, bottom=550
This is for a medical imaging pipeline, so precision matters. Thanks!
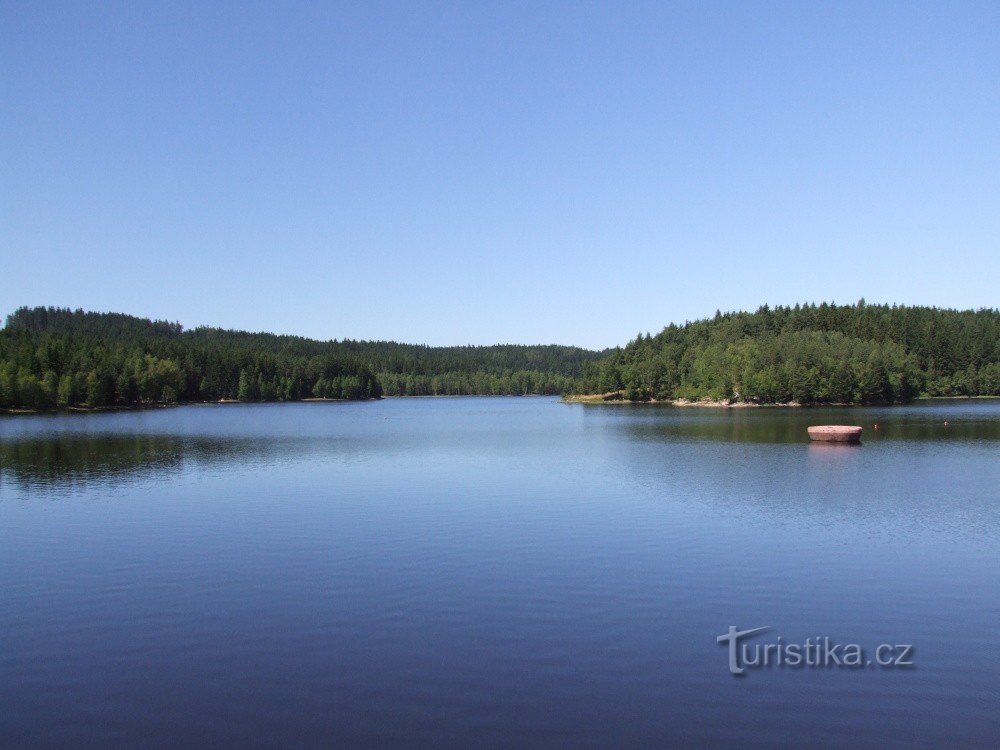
left=565, top=392, right=1000, bottom=408
left=566, top=391, right=809, bottom=407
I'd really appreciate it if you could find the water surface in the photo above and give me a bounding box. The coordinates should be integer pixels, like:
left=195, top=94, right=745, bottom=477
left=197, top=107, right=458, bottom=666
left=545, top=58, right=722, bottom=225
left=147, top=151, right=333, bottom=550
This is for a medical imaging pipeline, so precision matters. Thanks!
left=1, top=398, right=998, bottom=747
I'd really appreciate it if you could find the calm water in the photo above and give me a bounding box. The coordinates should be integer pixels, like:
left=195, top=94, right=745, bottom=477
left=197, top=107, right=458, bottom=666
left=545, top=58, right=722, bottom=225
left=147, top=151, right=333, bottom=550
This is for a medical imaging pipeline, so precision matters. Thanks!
left=1, top=398, right=998, bottom=748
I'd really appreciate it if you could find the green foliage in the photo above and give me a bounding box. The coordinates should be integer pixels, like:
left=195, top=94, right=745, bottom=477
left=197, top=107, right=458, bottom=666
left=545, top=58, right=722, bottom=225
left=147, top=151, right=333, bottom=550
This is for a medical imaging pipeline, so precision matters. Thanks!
left=376, top=370, right=576, bottom=396
left=3, top=303, right=997, bottom=410
left=1, top=306, right=596, bottom=409
left=579, top=303, right=999, bottom=404
left=0, top=308, right=384, bottom=409
left=57, top=374, right=73, bottom=407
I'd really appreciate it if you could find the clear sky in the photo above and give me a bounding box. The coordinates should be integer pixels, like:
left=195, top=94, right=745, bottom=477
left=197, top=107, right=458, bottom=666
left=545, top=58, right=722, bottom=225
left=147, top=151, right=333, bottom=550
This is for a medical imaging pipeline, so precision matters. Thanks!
left=2, top=1, right=998, bottom=349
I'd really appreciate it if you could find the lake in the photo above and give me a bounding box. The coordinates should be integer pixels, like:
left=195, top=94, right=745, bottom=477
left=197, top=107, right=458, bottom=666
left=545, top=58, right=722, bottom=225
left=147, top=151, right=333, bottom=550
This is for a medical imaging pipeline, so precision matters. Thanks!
left=1, top=398, right=998, bottom=748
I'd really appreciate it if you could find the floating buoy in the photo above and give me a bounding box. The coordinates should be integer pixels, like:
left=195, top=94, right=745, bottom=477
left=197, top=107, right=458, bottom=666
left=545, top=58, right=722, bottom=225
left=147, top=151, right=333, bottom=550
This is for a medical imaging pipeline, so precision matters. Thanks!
left=808, top=425, right=863, bottom=444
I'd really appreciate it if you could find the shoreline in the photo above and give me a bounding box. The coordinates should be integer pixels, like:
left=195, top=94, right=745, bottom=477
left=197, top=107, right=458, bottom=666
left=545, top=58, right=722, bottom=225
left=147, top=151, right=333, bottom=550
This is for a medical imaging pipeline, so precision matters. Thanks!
left=1, top=393, right=560, bottom=415
left=562, top=392, right=1000, bottom=408
left=0, top=397, right=382, bottom=416
left=4, top=393, right=998, bottom=416
left=562, top=393, right=789, bottom=408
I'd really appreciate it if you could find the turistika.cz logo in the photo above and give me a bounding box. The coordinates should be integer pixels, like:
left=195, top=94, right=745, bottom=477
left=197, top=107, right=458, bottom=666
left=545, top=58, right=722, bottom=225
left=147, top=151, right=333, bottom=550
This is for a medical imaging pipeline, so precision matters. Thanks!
left=717, top=626, right=914, bottom=676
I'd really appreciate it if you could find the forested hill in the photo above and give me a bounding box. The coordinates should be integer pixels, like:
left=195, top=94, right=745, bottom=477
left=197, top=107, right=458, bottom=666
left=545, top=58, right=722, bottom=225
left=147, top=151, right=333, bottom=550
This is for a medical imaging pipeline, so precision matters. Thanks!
left=0, top=307, right=604, bottom=410
left=578, top=303, right=1000, bottom=404
left=5, top=303, right=998, bottom=411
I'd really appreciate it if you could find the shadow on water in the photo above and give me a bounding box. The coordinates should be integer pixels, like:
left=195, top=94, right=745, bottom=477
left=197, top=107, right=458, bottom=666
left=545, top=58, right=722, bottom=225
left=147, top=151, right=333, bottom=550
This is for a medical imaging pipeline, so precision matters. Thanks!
left=0, top=435, right=272, bottom=492
left=0, top=435, right=187, bottom=490
left=604, top=401, right=1000, bottom=444
left=0, top=434, right=367, bottom=493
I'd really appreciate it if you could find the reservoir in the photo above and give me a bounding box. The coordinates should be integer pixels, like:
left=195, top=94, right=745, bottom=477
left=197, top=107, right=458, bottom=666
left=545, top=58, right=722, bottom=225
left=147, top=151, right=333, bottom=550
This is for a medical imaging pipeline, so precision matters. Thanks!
left=1, top=398, right=998, bottom=747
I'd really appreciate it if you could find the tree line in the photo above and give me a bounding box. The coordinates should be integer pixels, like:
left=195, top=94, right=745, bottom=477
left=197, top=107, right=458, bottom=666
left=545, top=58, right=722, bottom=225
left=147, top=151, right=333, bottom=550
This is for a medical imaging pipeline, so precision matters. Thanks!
left=0, top=309, right=383, bottom=409
left=0, top=307, right=599, bottom=410
left=577, top=302, right=1000, bottom=404
left=378, top=370, right=576, bottom=396
left=3, top=303, right=998, bottom=411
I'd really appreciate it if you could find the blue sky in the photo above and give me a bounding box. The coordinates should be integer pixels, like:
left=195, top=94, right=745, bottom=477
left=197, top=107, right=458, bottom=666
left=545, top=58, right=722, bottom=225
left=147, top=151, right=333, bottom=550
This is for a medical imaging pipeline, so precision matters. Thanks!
left=2, top=1, right=998, bottom=349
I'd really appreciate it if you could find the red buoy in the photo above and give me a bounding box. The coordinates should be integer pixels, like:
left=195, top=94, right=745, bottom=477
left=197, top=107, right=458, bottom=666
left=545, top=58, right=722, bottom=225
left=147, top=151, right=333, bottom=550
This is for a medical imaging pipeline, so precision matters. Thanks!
left=808, top=425, right=863, bottom=444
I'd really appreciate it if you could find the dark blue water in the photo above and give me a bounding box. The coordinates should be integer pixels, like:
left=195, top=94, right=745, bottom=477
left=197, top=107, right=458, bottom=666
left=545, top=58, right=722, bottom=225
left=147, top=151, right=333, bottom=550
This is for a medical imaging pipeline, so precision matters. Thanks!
left=1, top=398, right=998, bottom=748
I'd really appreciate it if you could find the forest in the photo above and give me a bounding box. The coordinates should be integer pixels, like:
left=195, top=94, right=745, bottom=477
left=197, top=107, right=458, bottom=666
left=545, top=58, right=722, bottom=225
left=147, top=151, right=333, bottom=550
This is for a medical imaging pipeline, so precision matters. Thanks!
left=577, top=302, right=1000, bottom=404
left=0, top=307, right=599, bottom=409
left=2, top=302, right=999, bottom=410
